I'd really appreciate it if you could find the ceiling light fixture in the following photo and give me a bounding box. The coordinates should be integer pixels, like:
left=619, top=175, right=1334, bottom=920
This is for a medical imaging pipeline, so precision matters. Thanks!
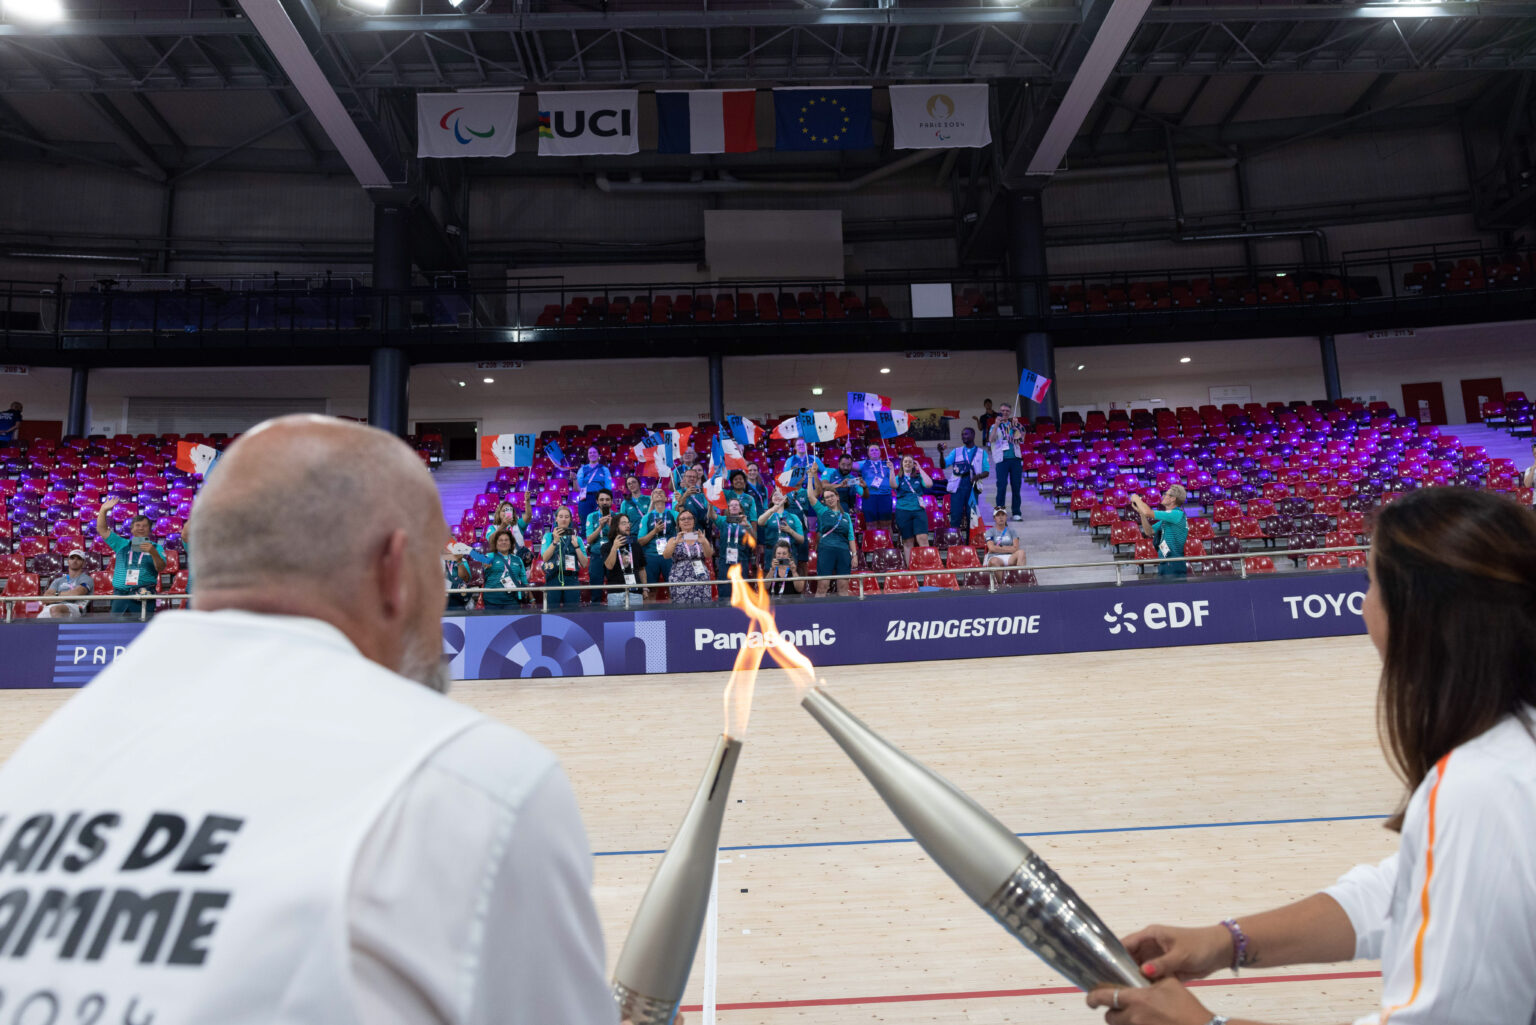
left=457, top=380, right=466, bottom=387
left=1076, top=364, right=1085, bottom=371
left=4, top=0, right=64, bottom=21
left=483, top=377, right=495, bottom=384
left=811, top=386, right=824, bottom=395
left=1179, top=357, right=1192, bottom=364
left=879, top=367, right=891, bottom=374
left=339, top=0, right=389, bottom=11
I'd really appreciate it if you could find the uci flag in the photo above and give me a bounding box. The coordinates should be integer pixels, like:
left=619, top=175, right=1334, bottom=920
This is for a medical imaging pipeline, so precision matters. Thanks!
left=417, top=92, right=519, bottom=158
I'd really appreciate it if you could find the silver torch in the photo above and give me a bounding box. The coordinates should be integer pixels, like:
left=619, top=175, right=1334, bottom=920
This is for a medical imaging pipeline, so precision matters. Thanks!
left=802, top=686, right=1148, bottom=994
left=612, top=733, right=743, bottom=1025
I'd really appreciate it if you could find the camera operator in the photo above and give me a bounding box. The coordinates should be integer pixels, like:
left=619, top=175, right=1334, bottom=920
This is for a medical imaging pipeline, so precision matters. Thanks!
left=583, top=488, right=615, bottom=602
left=599, top=512, right=647, bottom=607
left=539, top=505, right=588, bottom=609
left=765, top=539, right=803, bottom=597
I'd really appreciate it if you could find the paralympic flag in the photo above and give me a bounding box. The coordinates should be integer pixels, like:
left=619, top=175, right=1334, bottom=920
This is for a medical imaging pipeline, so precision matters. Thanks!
left=847, top=392, right=891, bottom=420
left=417, top=92, right=519, bottom=158
left=1018, top=367, right=1053, bottom=404
left=656, top=90, right=757, bottom=154
left=888, top=84, right=992, bottom=150
left=773, top=87, right=874, bottom=151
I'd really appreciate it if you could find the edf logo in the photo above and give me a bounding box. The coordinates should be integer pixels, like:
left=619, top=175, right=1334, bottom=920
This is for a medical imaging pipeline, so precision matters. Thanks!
left=1104, top=600, right=1211, bottom=635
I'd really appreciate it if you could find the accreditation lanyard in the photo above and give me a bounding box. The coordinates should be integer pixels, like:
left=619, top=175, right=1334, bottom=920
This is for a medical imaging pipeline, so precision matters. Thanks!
left=722, top=523, right=745, bottom=565
left=863, top=462, right=889, bottom=492
left=494, top=555, right=517, bottom=591
left=819, top=510, right=849, bottom=544
left=648, top=512, right=676, bottom=555
left=551, top=534, right=577, bottom=580
left=615, top=543, right=637, bottom=587
left=898, top=475, right=923, bottom=499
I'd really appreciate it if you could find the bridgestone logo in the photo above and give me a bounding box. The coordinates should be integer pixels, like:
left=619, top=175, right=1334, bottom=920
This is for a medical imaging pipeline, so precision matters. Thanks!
left=885, top=615, right=1042, bottom=641
left=695, top=626, right=836, bottom=651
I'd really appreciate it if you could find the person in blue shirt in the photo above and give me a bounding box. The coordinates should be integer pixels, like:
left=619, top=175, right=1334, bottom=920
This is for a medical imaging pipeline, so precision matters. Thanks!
left=756, top=486, right=808, bottom=581
left=617, top=474, right=648, bottom=528
left=583, top=488, right=614, bottom=602
left=828, top=453, right=864, bottom=519
left=638, top=488, right=677, bottom=590
left=95, top=497, right=166, bottom=617
left=573, top=446, right=614, bottom=527
left=938, top=427, right=991, bottom=533
left=474, top=528, right=529, bottom=609
left=0, top=401, right=21, bottom=445
left=780, top=437, right=827, bottom=490
left=1132, top=484, right=1189, bottom=576
left=986, top=402, right=1025, bottom=521
left=805, top=472, right=858, bottom=596
left=888, top=452, right=935, bottom=560
left=539, top=505, right=588, bottom=609
left=673, top=466, right=712, bottom=539
left=670, top=447, right=702, bottom=490
left=856, top=443, right=894, bottom=535
left=722, top=469, right=761, bottom=525
left=710, top=497, right=757, bottom=581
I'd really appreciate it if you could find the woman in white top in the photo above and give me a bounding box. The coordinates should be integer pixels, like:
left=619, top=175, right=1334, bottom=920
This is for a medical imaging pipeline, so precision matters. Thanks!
left=1088, top=487, right=1536, bottom=1025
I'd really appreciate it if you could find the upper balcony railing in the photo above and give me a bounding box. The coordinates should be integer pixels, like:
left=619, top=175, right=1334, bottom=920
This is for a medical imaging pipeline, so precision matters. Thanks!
left=0, top=238, right=1530, bottom=348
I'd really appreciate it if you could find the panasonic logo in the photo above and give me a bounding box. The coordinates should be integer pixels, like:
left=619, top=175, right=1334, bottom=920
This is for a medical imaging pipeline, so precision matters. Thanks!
left=885, top=615, right=1041, bottom=642
left=695, top=626, right=836, bottom=651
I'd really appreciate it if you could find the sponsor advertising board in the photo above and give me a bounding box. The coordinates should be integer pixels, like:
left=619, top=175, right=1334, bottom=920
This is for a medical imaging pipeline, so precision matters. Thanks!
left=0, top=574, right=1369, bottom=689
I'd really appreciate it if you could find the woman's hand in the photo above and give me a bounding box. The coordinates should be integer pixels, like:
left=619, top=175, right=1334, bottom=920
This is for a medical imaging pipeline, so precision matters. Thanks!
left=1122, top=923, right=1233, bottom=982
left=1084, top=978, right=1212, bottom=1025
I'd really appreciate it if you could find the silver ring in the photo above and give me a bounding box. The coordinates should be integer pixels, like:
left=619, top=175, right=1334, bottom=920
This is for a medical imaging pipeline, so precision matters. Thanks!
left=1113, top=989, right=1120, bottom=1010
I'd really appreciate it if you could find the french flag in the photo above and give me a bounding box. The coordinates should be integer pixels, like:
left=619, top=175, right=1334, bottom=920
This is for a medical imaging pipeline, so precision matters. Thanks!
left=656, top=90, right=757, bottom=154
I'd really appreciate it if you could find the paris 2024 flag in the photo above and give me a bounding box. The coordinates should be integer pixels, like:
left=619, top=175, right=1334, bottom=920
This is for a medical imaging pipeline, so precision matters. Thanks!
left=417, top=93, right=519, bottom=158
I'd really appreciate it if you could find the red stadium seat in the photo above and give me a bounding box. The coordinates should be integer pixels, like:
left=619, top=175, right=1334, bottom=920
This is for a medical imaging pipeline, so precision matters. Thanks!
left=1307, top=553, right=1342, bottom=570
left=1186, top=518, right=1214, bottom=541
left=1229, top=517, right=1263, bottom=541
left=1345, top=551, right=1368, bottom=569
left=908, top=546, right=942, bottom=571
left=883, top=573, right=919, bottom=593
left=1244, top=556, right=1275, bottom=574
left=848, top=571, right=879, bottom=596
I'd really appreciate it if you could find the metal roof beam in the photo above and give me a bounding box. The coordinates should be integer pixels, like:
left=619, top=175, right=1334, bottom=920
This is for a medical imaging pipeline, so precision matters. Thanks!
left=80, top=93, right=168, bottom=181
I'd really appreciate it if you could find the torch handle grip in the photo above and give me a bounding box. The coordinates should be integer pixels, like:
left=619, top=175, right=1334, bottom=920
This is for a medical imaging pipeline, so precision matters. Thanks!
left=614, top=982, right=680, bottom=1025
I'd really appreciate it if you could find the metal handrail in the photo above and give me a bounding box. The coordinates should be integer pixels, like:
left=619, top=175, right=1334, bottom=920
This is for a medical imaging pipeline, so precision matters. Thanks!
left=0, top=544, right=1369, bottom=622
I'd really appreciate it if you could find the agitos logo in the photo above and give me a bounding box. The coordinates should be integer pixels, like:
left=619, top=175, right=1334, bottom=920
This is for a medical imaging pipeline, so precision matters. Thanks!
left=438, top=106, right=495, bottom=145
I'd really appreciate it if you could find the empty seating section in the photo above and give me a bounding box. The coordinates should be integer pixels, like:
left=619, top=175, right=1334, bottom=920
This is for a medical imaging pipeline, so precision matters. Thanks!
left=63, top=287, right=473, bottom=333
left=1481, top=391, right=1533, bottom=438
left=1038, top=399, right=1518, bottom=575
left=533, top=290, right=891, bottom=327
left=1049, top=274, right=1360, bottom=314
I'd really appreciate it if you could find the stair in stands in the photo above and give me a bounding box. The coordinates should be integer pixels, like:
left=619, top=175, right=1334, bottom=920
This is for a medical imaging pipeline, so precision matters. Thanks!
left=434, top=459, right=494, bottom=532
left=980, top=486, right=1120, bottom=586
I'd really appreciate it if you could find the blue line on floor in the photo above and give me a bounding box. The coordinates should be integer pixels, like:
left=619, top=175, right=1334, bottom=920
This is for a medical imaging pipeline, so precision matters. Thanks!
left=592, top=812, right=1387, bottom=857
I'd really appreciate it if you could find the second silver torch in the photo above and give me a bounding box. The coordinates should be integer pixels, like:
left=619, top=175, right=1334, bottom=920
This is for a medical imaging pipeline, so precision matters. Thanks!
left=612, top=734, right=742, bottom=1025
left=802, top=687, right=1147, bottom=994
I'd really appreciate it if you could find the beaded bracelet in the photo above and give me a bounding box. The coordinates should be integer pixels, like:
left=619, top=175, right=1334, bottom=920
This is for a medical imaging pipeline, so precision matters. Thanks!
left=1220, top=918, right=1250, bottom=974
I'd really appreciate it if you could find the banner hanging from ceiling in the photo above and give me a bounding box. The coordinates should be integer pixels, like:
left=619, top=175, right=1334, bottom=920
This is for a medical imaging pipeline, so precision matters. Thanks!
left=888, top=84, right=991, bottom=149
left=417, top=92, right=519, bottom=158
left=537, top=90, right=640, bottom=156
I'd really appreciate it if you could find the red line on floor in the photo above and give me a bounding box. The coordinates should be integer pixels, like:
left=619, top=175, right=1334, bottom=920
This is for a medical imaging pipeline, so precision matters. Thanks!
left=679, top=969, right=1380, bottom=1012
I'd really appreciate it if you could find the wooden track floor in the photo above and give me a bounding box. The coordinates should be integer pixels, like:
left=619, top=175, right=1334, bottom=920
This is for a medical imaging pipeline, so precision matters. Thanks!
left=1, top=635, right=1399, bottom=1023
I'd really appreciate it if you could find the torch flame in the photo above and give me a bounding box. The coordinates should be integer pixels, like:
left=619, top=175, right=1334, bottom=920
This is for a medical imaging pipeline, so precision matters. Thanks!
left=721, top=560, right=819, bottom=738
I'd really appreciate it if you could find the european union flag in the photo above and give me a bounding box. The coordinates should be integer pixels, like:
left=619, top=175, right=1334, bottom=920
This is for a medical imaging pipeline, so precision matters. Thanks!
left=774, top=88, right=874, bottom=151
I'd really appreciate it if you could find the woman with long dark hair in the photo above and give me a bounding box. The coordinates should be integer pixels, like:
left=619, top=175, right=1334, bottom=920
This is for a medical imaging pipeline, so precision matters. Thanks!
left=1088, top=488, right=1536, bottom=1025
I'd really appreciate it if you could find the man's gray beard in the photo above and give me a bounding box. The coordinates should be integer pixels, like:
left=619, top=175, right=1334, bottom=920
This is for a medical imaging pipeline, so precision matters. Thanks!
left=399, top=639, right=453, bottom=694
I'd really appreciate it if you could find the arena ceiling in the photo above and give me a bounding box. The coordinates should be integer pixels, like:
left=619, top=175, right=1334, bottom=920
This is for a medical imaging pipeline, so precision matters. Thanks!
left=0, top=0, right=1529, bottom=267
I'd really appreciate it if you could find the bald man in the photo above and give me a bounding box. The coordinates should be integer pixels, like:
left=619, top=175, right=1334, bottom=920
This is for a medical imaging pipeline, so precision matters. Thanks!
left=0, top=416, right=616, bottom=1025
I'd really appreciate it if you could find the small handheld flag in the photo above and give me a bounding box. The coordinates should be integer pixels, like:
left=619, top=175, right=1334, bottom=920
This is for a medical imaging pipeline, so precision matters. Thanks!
left=175, top=441, right=221, bottom=477
left=847, top=392, right=891, bottom=421
left=544, top=440, right=567, bottom=467
left=796, top=411, right=819, bottom=445
left=874, top=409, right=912, bottom=439
left=772, top=411, right=851, bottom=443
left=725, top=415, right=764, bottom=447
left=481, top=433, right=536, bottom=468
left=1018, top=368, right=1053, bottom=404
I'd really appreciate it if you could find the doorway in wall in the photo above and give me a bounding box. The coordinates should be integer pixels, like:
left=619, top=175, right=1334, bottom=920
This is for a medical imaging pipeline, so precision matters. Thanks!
left=1401, top=382, right=1447, bottom=426
left=1459, top=377, right=1504, bottom=423
left=416, top=420, right=479, bottom=462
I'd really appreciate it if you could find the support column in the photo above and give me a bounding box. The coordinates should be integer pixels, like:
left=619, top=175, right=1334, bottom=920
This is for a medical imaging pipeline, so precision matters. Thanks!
left=66, top=366, right=89, bottom=438
left=368, top=347, right=409, bottom=438
left=1007, top=190, right=1058, bottom=422
left=708, top=353, right=725, bottom=425
left=372, top=200, right=411, bottom=331
left=1319, top=334, right=1342, bottom=402
left=1016, top=333, right=1059, bottom=422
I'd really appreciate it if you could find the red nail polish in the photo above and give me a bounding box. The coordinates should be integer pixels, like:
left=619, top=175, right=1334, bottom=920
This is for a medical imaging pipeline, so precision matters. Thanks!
left=1142, top=963, right=1158, bottom=977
